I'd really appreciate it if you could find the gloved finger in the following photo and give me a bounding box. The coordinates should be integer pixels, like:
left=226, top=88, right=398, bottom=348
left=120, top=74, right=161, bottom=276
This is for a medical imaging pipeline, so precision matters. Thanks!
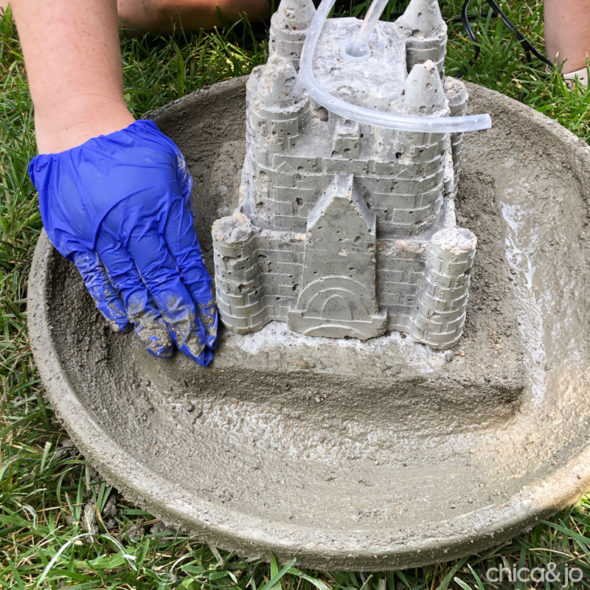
left=196, top=302, right=218, bottom=351
left=164, top=197, right=218, bottom=349
left=96, top=236, right=173, bottom=359
left=71, top=248, right=130, bottom=333
left=174, top=150, right=193, bottom=198
left=125, top=227, right=212, bottom=366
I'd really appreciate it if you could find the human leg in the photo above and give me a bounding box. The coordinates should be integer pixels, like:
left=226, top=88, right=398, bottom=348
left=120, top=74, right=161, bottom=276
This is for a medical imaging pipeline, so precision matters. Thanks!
left=544, top=0, right=590, bottom=76
left=4, top=0, right=268, bottom=31
left=117, top=0, right=270, bottom=31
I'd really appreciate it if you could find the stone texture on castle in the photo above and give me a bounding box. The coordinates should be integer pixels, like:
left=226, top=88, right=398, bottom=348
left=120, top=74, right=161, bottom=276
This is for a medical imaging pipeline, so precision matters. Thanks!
left=212, top=0, right=477, bottom=349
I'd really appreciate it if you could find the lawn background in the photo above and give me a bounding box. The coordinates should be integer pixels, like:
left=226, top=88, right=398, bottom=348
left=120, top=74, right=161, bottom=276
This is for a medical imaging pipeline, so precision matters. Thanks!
left=1, top=1, right=589, bottom=588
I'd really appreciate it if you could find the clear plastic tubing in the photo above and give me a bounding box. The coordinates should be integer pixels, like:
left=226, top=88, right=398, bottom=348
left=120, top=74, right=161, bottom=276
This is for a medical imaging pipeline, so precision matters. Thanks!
left=345, top=0, right=389, bottom=58
left=299, top=0, right=492, bottom=134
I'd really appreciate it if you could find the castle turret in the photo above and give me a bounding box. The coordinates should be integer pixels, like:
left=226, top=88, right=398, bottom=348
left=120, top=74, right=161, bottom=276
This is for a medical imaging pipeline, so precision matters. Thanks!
left=444, top=77, right=469, bottom=182
left=402, top=59, right=448, bottom=115
left=397, top=0, right=447, bottom=77
left=269, top=0, right=316, bottom=70
left=411, top=228, right=476, bottom=349
left=372, top=61, right=447, bottom=159
left=258, top=53, right=304, bottom=108
left=212, top=213, right=271, bottom=334
left=247, top=53, right=307, bottom=160
left=242, top=52, right=309, bottom=228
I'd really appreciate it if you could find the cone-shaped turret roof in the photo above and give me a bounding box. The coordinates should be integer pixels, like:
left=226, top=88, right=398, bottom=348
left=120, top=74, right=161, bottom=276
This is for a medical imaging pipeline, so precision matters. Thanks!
left=257, top=53, right=304, bottom=106
left=402, top=61, right=448, bottom=114
left=397, top=0, right=445, bottom=36
left=272, top=0, right=316, bottom=31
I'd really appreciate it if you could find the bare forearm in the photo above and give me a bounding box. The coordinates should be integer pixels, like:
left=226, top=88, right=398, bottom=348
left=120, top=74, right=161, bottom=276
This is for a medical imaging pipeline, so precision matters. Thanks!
left=13, top=0, right=134, bottom=153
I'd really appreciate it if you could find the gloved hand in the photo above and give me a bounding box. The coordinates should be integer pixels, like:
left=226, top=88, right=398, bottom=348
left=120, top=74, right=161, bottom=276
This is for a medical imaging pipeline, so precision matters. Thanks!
left=29, top=119, right=217, bottom=366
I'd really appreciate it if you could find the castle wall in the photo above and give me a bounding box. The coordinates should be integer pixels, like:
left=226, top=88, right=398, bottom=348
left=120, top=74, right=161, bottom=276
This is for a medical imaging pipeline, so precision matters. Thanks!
left=376, top=245, right=425, bottom=333
left=255, top=233, right=305, bottom=318
left=243, top=124, right=448, bottom=237
left=244, top=154, right=447, bottom=237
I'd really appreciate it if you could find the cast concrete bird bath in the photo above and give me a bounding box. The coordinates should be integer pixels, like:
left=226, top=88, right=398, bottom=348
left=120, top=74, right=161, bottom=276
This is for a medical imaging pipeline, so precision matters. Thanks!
left=28, top=75, right=590, bottom=570
left=28, top=0, right=590, bottom=565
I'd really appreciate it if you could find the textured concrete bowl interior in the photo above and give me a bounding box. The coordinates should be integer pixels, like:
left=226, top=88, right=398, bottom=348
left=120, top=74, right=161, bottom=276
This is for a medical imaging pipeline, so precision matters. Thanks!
left=28, top=77, right=590, bottom=571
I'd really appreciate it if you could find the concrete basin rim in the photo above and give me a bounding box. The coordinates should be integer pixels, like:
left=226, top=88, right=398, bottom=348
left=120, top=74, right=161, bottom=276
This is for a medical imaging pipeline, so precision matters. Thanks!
left=26, top=78, right=590, bottom=569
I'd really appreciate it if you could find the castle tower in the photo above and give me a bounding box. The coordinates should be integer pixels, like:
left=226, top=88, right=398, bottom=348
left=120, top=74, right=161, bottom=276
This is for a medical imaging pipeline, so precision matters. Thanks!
left=242, top=52, right=309, bottom=228
left=247, top=53, right=307, bottom=157
left=402, top=60, right=449, bottom=116
left=444, top=77, right=469, bottom=183
left=212, top=214, right=270, bottom=334
left=288, top=175, right=387, bottom=340
left=412, top=228, right=477, bottom=348
left=397, top=0, right=447, bottom=77
left=269, top=0, right=316, bottom=70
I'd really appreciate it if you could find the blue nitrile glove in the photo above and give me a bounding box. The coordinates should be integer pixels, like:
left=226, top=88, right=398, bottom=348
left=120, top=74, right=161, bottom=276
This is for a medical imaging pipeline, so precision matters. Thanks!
left=29, top=119, right=217, bottom=366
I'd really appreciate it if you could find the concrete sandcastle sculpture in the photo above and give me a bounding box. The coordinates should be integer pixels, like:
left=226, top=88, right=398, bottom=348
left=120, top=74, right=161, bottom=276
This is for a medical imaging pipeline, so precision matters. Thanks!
left=212, top=0, right=482, bottom=348
left=27, top=0, right=590, bottom=573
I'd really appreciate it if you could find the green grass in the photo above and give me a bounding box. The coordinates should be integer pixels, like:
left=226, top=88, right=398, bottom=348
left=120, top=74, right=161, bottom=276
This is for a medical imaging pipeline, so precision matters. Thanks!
left=1, top=1, right=589, bottom=588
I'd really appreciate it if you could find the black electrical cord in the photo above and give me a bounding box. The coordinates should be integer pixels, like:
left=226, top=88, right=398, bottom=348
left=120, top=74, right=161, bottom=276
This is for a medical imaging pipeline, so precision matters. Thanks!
left=461, top=0, right=554, bottom=70
left=461, top=0, right=481, bottom=66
